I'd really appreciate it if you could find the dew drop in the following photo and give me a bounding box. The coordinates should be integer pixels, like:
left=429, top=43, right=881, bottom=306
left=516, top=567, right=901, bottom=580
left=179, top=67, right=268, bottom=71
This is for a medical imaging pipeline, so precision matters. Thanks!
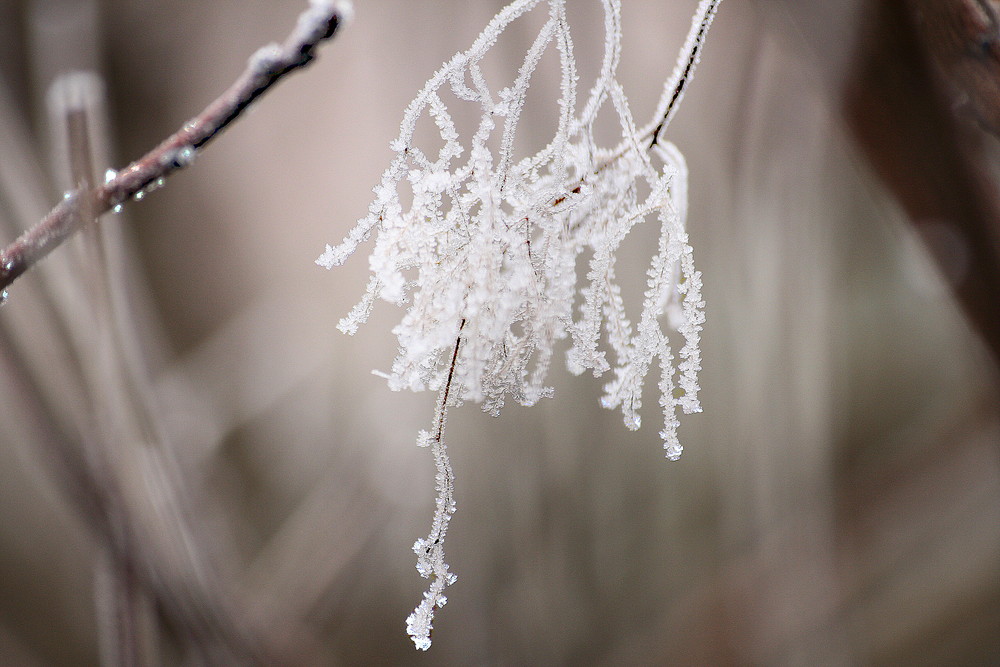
left=112, top=204, right=123, bottom=214
left=134, top=190, right=145, bottom=201
left=0, top=289, right=8, bottom=307
left=104, top=169, right=117, bottom=184
left=176, top=145, right=196, bottom=167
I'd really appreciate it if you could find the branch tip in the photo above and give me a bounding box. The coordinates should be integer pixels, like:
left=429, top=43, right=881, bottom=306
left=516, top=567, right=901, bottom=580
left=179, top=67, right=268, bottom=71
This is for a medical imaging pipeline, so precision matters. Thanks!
left=0, top=0, right=349, bottom=293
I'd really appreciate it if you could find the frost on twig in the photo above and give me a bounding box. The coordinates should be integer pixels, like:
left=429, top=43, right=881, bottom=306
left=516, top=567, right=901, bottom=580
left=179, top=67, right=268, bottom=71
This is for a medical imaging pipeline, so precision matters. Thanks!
left=317, top=0, right=719, bottom=649
left=0, top=0, right=351, bottom=293
left=405, top=321, right=463, bottom=651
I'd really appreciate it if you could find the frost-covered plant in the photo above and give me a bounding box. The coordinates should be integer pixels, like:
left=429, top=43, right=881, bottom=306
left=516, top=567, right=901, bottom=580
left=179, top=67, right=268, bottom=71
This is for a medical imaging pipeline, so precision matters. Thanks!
left=317, top=0, right=720, bottom=650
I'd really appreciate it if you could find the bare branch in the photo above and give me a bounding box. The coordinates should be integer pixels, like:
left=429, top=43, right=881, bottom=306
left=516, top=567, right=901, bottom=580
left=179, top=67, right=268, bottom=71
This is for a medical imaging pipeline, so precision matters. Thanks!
left=0, top=0, right=351, bottom=292
left=844, top=0, right=1000, bottom=366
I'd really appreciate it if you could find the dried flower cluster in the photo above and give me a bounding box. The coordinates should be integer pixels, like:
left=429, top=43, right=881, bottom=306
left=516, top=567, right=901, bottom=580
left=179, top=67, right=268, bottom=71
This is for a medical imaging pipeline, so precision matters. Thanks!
left=317, top=0, right=719, bottom=650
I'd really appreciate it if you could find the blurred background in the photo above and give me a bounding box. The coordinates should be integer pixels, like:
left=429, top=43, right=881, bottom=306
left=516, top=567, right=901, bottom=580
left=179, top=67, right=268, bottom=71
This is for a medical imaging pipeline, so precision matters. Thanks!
left=0, top=0, right=998, bottom=664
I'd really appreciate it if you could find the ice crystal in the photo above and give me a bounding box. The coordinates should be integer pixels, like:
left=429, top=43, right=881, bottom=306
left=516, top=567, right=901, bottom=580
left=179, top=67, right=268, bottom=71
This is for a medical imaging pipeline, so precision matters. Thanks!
left=318, top=0, right=719, bottom=650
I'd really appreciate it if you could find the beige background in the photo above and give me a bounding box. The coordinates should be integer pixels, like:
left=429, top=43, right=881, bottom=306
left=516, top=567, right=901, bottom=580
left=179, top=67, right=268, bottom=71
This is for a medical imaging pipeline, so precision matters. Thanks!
left=0, top=1, right=997, bottom=664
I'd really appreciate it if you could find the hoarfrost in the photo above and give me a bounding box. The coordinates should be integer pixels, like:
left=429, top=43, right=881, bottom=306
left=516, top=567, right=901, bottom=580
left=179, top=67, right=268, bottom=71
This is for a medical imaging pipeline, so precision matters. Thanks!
left=317, top=0, right=720, bottom=650
left=249, top=43, right=283, bottom=72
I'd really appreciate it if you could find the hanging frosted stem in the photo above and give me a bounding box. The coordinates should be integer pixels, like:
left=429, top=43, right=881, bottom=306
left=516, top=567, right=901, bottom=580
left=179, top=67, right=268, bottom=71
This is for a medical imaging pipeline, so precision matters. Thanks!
left=406, top=320, right=465, bottom=650
left=319, top=0, right=722, bottom=649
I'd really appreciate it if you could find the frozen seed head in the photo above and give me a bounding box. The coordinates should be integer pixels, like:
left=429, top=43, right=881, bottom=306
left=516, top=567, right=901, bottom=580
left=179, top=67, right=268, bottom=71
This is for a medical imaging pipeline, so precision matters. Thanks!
left=321, top=0, right=704, bottom=456
left=317, top=0, right=718, bottom=652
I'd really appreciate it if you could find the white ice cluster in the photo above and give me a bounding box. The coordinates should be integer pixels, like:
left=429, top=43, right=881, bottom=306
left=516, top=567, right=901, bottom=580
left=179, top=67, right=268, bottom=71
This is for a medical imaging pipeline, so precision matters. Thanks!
left=317, top=0, right=719, bottom=650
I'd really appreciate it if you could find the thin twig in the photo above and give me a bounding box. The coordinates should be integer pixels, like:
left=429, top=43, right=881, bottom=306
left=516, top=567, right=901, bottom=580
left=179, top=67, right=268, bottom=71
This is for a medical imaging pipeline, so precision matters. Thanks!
left=567, top=0, right=721, bottom=190
left=648, top=0, right=723, bottom=148
left=0, top=0, right=351, bottom=292
left=436, top=319, right=466, bottom=444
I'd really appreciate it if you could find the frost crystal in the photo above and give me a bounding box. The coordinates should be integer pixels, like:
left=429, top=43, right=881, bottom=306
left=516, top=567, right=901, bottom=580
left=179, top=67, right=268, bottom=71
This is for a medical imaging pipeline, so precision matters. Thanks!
left=318, top=0, right=719, bottom=650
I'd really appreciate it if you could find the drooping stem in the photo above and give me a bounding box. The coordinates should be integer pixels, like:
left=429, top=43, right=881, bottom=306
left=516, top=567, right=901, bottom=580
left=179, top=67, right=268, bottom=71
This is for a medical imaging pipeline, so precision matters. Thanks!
left=436, top=319, right=466, bottom=443
left=0, top=0, right=351, bottom=292
left=407, top=319, right=465, bottom=651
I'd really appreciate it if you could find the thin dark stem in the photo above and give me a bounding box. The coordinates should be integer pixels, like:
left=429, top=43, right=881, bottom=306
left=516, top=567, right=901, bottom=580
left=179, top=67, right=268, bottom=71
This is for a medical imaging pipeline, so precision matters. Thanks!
left=579, top=0, right=722, bottom=184
left=436, top=319, right=466, bottom=443
left=649, top=0, right=722, bottom=148
left=0, top=0, right=349, bottom=292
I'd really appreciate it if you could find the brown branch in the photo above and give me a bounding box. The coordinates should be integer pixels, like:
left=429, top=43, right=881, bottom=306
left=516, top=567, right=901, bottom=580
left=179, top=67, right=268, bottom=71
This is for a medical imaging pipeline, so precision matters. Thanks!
left=0, top=0, right=351, bottom=292
left=913, top=0, right=1000, bottom=135
left=843, top=0, right=1000, bottom=366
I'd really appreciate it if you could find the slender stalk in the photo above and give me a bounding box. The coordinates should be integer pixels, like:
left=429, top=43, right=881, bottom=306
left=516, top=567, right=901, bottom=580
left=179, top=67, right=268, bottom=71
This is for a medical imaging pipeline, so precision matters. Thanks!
left=0, top=0, right=350, bottom=292
left=647, top=0, right=723, bottom=147
left=65, top=98, right=151, bottom=667
left=94, top=551, right=148, bottom=667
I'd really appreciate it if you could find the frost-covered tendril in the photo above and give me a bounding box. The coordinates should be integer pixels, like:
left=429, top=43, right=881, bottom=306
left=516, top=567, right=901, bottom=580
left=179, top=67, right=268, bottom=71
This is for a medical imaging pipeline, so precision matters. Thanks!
left=317, top=0, right=719, bottom=650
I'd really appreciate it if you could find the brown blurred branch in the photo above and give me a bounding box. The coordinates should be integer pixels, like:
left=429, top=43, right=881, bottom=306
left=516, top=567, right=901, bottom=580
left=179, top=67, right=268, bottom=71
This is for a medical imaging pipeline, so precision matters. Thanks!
left=0, top=0, right=350, bottom=293
left=917, top=0, right=1000, bottom=135
left=844, top=0, right=1000, bottom=364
